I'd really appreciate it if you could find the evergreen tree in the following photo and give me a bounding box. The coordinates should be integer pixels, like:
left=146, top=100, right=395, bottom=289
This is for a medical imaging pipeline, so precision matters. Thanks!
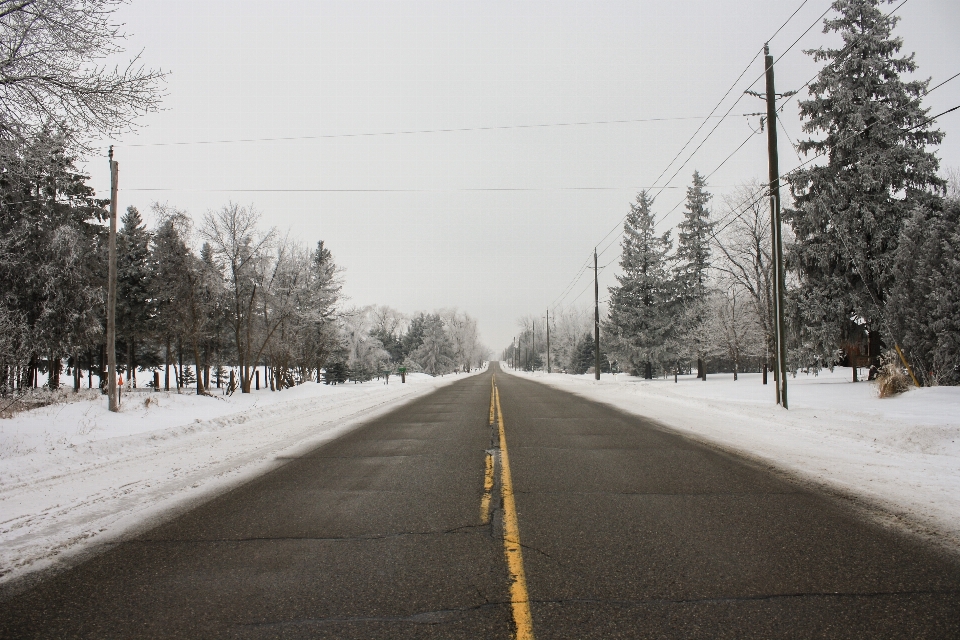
left=151, top=209, right=208, bottom=392
left=402, top=313, right=428, bottom=359
left=887, top=199, right=960, bottom=385
left=116, top=206, right=153, bottom=384
left=785, top=0, right=944, bottom=364
left=303, top=240, right=342, bottom=379
left=674, top=171, right=715, bottom=377
left=0, top=135, right=106, bottom=390
left=408, top=314, right=454, bottom=375
left=605, top=190, right=676, bottom=377
left=572, top=333, right=610, bottom=375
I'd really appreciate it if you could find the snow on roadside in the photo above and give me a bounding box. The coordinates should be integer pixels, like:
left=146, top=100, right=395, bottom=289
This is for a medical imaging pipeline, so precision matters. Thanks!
left=505, top=366, right=960, bottom=548
left=0, top=370, right=480, bottom=588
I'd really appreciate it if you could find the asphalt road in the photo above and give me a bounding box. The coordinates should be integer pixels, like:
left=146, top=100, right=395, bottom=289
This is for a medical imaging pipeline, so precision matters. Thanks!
left=2, top=362, right=959, bottom=638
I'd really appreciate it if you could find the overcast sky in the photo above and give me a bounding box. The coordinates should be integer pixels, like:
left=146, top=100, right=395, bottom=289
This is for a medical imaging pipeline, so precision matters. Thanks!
left=84, top=0, right=960, bottom=351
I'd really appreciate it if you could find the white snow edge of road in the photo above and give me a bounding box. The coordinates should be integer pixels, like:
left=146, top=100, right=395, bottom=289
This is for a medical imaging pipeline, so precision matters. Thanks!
left=504, top=366, right=960, bottom=553
left=0, top=369, right=482, bottom=593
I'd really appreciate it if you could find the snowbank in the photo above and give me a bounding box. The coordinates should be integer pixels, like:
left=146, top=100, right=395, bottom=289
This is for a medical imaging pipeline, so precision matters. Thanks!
left=505, top=366, right=960, bottom=549
left=0, top=370, right=481, bottom=588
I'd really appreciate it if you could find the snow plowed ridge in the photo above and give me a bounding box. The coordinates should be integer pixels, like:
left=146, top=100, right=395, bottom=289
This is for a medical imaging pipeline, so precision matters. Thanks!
left=0, top=372, right=478, bottom=587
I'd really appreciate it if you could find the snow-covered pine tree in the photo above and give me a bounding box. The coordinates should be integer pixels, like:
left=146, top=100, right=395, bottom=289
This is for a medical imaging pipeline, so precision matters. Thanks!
left=785, top=0, right=944, bottom=366
left=605, top=190, right=675, bottom=377
left=674, top=171, right=716, bottom=378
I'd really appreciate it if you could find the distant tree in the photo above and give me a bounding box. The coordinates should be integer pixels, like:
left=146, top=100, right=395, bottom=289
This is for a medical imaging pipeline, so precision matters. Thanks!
left=572, top=332, right=610, bottom=375
left=402, top=313, right=428, bottom=360
left=785, top=0, right=944, bottom=367
left=302, top=240, right=343, bottom=381
left=408, top=314, right=454, bottom=375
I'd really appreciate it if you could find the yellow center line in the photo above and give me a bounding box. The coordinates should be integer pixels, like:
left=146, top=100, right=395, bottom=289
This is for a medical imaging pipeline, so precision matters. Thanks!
left=489, top=374, right=496, bottom=425
left=494, top=379, right=535, bottom=640
left=480, top=451, right=494, bottom=524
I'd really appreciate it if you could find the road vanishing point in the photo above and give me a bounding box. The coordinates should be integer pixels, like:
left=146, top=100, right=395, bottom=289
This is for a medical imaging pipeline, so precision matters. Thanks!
left=2, top=363, right=959, bottom=638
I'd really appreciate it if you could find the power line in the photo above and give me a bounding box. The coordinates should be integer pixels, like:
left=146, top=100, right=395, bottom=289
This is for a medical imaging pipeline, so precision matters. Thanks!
left=548, top=0, right=817, bottom=316
left=112, top=114, right=741, bottom=149
left=120, top=185, right=701, bottom=193
left=585, top=0, right=938, bottom=281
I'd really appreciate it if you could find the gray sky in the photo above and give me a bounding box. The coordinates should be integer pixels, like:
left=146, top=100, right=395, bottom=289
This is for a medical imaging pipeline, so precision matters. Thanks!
left=84, top=0, right=960, bottom=351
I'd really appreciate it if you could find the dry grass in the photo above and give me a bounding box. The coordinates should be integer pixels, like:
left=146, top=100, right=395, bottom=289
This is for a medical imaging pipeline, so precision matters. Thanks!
left=0, top=388, right=99, bottom=419
left=876, top=362, right=911, bottom=398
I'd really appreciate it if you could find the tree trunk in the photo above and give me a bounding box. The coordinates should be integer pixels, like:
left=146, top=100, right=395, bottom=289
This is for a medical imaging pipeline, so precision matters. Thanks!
left=49, top=355, right=60, bottom=389
left=192, top=340, right=205, bottom=395
left=164, top=337, right=171, bottom=391
left=126, top=339, right=134, bottom=385
left=74, top=352, right=80, bottom=392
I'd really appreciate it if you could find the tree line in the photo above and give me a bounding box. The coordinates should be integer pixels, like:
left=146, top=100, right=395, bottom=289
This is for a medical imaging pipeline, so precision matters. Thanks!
left=1, top=185, right=489, bottom=394
left=508, top=0, right=960, bottom=386
left=0, top=1, right=490, bottom=396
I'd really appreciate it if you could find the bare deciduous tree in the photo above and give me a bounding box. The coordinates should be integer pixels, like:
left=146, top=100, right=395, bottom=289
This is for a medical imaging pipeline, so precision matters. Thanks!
left=0, top=0, right=164, bottom=150
left=201, top=203, right=275, bottom=393
left=714, top=181, right=776, bottom=371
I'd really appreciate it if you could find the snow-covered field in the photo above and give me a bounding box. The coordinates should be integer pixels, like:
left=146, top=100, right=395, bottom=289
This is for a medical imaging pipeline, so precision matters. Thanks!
left=506, top=366, right=960, bottom=550
left=0, top=370, right=479, bottom=589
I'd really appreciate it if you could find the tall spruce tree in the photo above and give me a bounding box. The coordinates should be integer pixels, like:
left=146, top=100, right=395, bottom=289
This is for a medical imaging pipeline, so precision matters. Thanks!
left=605, top=191, right=675, bottom=377
left=116, top=206, right=153, bottom=384
left=785, top=0, right=944, bottom=364
left=675, top=171, right=715, bottom=377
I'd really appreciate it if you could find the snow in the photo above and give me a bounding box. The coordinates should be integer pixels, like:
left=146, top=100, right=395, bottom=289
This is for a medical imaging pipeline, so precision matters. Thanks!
left=505, top=366, right=960, bottom=549
left=0, top=370, right=481, bottom=588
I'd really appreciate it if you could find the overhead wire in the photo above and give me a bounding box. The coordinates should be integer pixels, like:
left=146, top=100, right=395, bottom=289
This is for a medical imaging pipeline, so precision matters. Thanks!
left=582, top=0, right=931, bottom=290
left=564, top=0, right=825, bottom=296
left=110, top=114, right=742, bottom=150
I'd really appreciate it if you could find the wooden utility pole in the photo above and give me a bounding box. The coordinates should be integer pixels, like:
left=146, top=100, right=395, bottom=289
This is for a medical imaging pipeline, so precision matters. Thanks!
left=545, top=309, right=551, bottom=373
left=107, top=147, right=119, bottom=412
left=532, top=320, right=535, bottom=371
left=764, top=43, right=789, bottom=409
left=594, top=248, right=600, bottom=380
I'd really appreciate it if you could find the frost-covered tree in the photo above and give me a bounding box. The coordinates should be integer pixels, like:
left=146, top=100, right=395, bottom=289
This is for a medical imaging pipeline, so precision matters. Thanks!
left=201, top=203, right=275, bottom=393
left=0, top=0, right=164, bottom=155
left=0, top=136, right=105, bottom=391
left=785, top=0, right=944, bottom=366
left=715, top=181, right=777, bottom=370
left=675, top=171, right=715, bottom=377
left=441, top=309, right=483, bottom=372
left=887, top=199, right=960, bottom=385
left=606, top=190, right=676, bottom=377
left=151, top=206, right=210, bottom=393
left=408, top=314, right=454, bottom=375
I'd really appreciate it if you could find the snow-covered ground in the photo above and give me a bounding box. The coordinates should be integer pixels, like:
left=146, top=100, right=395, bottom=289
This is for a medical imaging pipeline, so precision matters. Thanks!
left=505, top=366, right=960, bottom=550
left=0, top=370, right=480, bottom=589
